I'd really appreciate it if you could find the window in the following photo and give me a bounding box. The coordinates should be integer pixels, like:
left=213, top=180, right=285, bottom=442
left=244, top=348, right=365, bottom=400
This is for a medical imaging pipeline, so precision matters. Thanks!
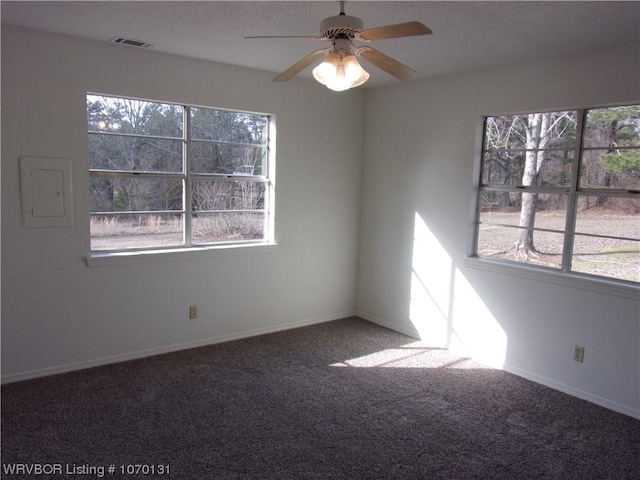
left=87, top=95, right=274, bottom=253
left=473, top=105, right=639, bottom=284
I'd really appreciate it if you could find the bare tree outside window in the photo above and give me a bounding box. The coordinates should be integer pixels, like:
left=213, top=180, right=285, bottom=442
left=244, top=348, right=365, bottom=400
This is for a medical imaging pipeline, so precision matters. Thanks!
left=476, top=106, right=639, bottom=284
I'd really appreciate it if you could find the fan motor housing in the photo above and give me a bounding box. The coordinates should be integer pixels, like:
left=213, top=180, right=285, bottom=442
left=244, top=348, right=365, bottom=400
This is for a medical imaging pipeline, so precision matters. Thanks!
left=320, top=14, right=364, bottom=38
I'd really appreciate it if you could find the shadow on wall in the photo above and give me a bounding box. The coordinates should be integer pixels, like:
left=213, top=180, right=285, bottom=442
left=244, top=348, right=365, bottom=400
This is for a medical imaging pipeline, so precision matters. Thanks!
left=410, top=212, right=507, bottom=368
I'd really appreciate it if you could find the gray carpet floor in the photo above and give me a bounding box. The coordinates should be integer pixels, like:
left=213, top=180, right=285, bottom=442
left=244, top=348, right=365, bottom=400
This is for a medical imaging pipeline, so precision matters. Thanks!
left=2, top=317, right=639, bottom=479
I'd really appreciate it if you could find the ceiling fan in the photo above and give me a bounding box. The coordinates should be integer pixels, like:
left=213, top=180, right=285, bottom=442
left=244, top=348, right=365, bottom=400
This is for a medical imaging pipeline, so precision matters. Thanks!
left=245, top=1, right=432, bottom=91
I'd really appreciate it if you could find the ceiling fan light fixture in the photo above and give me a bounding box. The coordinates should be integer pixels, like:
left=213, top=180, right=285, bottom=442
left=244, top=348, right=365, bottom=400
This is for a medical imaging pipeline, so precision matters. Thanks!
left=312, top=53, right=369, bottom=91
left=343, top=54, right=369, bottom=83
left=253, top=2, right=432, bottom=87
left=312, top=52, right=340, bottom=85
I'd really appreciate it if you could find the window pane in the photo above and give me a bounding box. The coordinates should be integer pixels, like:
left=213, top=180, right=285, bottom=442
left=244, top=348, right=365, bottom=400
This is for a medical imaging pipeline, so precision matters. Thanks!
left=483, top=111, right=577, bottom=188
left=575, top=197, right=640, bottom=239
left=478, top=191, right=567, bottom=268
left=88, top=135, right=183, bottom=172
left=190, top=142, right=267, bottom=175
left=477, top=225, right=564, bottom=269
left=580, top=148, right=640, bottom=190
left=480, top=192, right=568, bottom=229
left=192, top=212, right=265, bottom=243
left=539, top=150, right=574, bottom=187
left=89, top=177, right=183, bottom=212
left=90, top=213, right=183, bottom=251
left=190, top=108, right=268, bottom=145
left=481, top=151, right=524, bottom=186
left=482, top=150, right=573, bottom=187
left=87, top=95, right=183, bottom=138
left=192, top=180, right=265, bottom=212
left=583, top=105, right=640, bottom=148
left=484, top=115, right=525, bottom=150
left=571, top=236, right=639, bottom=283
left=484, top=111, right=577, bottom=151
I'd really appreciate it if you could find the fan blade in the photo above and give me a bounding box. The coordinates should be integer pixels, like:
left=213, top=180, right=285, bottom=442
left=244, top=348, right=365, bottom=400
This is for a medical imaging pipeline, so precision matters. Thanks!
left=358, top=21, right=432, bottom=41
left=244, top=35, right=324, bottom=40
left=273, top=49, right=328, bottom=82
left=358, top=47, right=417, bottom=81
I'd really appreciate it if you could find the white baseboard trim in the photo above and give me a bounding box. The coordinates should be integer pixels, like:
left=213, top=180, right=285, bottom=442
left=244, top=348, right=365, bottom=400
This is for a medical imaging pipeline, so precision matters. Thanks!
left=7, top=311, right=637, bottom=420
left=355, top=311, right=420, bottom=339
left=503, top=364, right=640, bottom=420
left=1, top=311, right=355, bottom=385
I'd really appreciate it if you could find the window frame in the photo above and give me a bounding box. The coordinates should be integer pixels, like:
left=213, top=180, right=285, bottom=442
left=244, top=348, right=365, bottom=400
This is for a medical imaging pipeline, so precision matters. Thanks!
left=468, top=104, right=639, bottom=292
left=86, top=93, right=276, bottom=264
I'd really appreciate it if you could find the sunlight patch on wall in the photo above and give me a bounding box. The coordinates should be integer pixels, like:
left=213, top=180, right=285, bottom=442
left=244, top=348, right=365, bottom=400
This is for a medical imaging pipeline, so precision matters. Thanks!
left=409, top=212, right=507, bottom=369
left=450, top=268, right=507, bottom=369
left=330, top=342, right=487, bottom=369
left=409, top=213, right=451, bottom=345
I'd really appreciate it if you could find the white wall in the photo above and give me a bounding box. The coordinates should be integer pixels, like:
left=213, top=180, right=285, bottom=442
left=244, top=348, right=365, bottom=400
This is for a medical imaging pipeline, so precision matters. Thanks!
left=357, top=43, right=640, bottom=418
left=1, top=25, right=364, bottom=381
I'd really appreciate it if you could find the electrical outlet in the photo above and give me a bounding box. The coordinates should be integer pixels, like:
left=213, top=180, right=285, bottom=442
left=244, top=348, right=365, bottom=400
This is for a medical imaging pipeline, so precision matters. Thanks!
left=189, top=305, right=198, bottom=320
left=573, top=345, right=585, bottom=363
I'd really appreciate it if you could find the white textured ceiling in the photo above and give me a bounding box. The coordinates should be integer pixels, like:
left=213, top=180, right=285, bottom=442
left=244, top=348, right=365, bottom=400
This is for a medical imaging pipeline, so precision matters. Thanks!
left=2, top=1, right=639, bottom=88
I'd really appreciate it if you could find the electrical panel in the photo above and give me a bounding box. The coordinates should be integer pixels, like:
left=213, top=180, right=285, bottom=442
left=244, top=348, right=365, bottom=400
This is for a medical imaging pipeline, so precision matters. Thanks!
left=20, top=156, right=73, bottom=227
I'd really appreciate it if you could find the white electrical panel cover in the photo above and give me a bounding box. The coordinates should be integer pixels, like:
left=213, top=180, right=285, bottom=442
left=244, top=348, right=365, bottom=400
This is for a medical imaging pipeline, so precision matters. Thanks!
left=20, top=156, right=73, bottom=227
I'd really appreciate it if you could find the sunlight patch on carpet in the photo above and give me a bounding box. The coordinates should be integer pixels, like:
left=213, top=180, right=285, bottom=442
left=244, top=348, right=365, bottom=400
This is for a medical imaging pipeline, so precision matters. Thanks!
left=330, top=342, right=491, bottom=369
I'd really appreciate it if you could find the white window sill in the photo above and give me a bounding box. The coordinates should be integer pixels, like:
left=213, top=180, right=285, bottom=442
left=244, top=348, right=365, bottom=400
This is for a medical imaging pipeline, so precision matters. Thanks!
left=86, top=242, right=278, bottom=267
left=463, top=256, right=639, bottom=300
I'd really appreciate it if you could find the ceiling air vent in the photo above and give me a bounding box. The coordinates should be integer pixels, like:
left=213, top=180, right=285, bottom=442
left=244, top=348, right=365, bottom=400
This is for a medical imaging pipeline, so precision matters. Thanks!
left=110, top=37, right=153, bottom=49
